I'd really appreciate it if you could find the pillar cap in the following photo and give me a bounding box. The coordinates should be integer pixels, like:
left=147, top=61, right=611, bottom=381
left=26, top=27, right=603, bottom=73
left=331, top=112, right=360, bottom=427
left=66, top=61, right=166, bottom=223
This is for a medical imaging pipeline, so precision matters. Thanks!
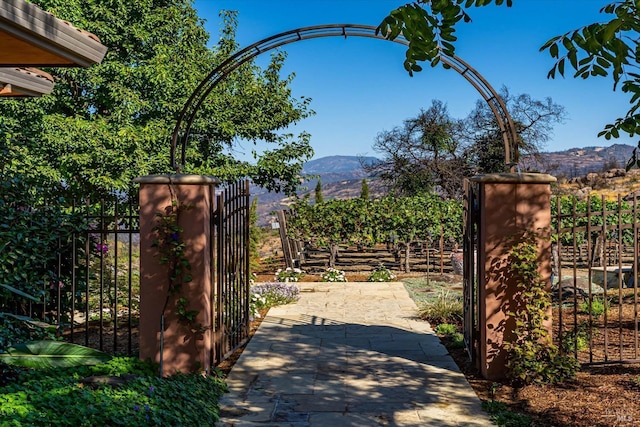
left=470, top=172, right=557, bottom=184
left=134, top=174, right=220, bottom=185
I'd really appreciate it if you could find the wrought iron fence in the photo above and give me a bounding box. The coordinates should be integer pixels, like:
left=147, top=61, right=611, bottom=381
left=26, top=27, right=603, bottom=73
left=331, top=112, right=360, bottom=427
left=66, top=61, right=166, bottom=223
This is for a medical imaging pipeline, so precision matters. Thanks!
left=69, top=197, right=140, bottom=356
left=0, top=194, right=141, bottom=356
left=3, top=180, right=251, bottom=365
left=462, top=179, right=479, bottom=364
left=553, top=194, right=640, bottom=365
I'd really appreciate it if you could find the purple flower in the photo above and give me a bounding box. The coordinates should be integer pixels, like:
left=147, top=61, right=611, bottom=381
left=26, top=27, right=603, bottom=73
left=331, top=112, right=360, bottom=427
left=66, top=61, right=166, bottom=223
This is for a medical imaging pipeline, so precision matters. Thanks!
left=148, top=386, right=155, bottom=395
left=95, top=243, right=109, bottom=254
left=170, top=233, right=180, bottom=241
left=250, top=282, right=300, bottom=305
left=133, top=405, right=140, bottom=412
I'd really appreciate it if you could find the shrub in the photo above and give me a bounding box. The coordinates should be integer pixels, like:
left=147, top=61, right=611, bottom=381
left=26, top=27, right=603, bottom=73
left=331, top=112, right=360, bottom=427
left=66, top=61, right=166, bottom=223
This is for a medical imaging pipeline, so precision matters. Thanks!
left=320, top=268, right=347, bottom=282
left=367, top=264, right=396, bottom=282
left=274, top=267, right=304, bottom=283
left=0, top=312, right=57, bottom=353
left=560, top=322, right=590, bottom=354
left=0, top=174, right=89, bottom=319
left=435, top=323, right=465, bottom=349
left=435, top=323, right=458, bottom=335
left=579, top=298, right=608, bottom=318
left=417, top=290, right=463, bottom=324
left=449, top=332, right=465, bottom=348
left=481, top=401, right=532, bottom=427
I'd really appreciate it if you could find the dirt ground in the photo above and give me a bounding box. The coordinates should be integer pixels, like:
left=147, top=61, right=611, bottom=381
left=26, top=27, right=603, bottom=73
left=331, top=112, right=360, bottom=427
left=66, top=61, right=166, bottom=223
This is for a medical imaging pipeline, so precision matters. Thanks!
left=241, top=271, right=640, bottom=427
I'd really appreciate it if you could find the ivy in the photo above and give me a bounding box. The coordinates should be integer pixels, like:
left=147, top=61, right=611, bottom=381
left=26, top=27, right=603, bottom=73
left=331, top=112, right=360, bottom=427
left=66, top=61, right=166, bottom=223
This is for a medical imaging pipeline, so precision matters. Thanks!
left=504, top=230, right=579, bottom=386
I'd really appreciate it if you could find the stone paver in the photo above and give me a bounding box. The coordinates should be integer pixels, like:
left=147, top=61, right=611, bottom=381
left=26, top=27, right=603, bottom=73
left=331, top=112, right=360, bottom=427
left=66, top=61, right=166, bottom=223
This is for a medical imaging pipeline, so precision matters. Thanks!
left=216, top=282, right=492, bottom=426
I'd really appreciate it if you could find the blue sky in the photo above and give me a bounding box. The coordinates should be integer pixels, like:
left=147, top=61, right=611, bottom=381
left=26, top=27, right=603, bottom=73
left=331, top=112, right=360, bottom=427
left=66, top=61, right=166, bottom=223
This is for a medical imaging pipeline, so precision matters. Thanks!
left=193, top=1, right=636, bottom=161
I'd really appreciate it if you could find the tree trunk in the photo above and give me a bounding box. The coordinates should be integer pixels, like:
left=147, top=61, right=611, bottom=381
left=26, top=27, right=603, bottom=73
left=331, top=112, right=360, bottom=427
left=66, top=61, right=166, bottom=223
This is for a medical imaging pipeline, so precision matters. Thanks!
left=403, top=244, right=411, bottom=273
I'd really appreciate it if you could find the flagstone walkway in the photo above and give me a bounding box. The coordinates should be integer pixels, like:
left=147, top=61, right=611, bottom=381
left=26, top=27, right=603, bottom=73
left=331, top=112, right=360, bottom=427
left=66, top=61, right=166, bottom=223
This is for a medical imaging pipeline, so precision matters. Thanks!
left=216, top=282, right=492, bottom=426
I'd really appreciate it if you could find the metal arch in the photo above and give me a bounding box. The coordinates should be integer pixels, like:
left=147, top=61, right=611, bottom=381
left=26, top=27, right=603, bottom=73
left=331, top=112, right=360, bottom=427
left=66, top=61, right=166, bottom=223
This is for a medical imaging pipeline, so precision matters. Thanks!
left=170, top=23, right=519, bottom=172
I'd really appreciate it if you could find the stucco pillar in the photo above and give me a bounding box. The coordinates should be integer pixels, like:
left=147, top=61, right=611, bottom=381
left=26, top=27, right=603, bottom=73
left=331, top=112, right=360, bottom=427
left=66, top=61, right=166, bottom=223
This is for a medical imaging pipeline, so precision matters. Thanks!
left=472, top=173, right=556, bottom=380
left=134, top=174, right=219, bottom=376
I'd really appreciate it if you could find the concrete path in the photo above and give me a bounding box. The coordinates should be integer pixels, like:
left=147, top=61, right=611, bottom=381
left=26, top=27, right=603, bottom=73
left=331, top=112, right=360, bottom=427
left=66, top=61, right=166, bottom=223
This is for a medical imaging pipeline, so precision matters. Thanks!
left=216, top=282, right=492, bottom=426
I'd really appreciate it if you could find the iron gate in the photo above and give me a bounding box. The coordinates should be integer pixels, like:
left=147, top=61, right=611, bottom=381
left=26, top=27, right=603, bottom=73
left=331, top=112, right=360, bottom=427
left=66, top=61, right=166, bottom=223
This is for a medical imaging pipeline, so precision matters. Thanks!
left=212, top=180, right=250, bottom=365
left=462, top=179, right=480, bottom=363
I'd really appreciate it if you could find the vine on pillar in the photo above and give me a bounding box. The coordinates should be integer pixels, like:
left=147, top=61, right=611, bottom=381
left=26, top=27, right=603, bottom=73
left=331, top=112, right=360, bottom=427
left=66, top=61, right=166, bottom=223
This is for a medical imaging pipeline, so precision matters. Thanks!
left=504, top=229, right=579, bottom=385
left=151, top=191, right=206, bottom=374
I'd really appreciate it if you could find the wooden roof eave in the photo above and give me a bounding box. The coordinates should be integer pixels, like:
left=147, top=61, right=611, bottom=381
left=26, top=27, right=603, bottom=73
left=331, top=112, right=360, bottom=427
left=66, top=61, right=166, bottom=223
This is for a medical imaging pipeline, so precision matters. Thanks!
left=0, top=67, right=54, bottom=97
left=0, top=0, right=107, bottom=67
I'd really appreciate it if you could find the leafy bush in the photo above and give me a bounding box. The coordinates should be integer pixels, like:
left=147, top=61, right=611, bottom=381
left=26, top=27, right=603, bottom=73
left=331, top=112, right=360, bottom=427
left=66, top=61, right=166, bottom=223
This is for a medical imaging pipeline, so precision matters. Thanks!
left=560, top=322, right=590, bottom=354
left=448, top=332, right=465, bottom=348
left=320, top=268, right=347, bottom=282
left=0, top=177, right=89, bottom=319
left=417, top=290, right=463, bottom=324
left=0, top=312, right=56, bottom=353
left=579, top=298, right=608, bottom=318
left=274, top=267, right=304, bottom=283
left=367, top=264, right=396, bottom=282
left=0, top=357, right=227, bottom=426
left=435, top=323, right=458, bottom=335
left=435, top=323, right=465, bottom=348
left=249, top=282, right=300, bottom=317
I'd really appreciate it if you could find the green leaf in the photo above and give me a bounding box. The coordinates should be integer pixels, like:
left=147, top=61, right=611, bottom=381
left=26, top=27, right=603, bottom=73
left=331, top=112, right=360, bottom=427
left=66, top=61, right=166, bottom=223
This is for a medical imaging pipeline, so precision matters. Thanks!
left=0, top=283, right=40, bottom=302
left=0, top=340, right=112, bottom=369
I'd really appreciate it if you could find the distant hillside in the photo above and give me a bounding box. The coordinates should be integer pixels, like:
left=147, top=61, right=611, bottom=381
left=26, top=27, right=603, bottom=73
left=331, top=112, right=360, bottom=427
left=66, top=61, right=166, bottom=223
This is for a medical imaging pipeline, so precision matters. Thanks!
left=252, top=145, right=639, bottom=225
left=251, top=155, right=382, bottom=225
left=302, top=155, right=378, bottom=175
left=524, top=144, right=635, bottom=177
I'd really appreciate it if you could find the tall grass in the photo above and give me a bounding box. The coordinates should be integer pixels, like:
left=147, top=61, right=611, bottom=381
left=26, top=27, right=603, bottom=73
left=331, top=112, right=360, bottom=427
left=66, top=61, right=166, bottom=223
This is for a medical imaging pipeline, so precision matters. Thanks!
left=417, top=289, right=463, bottom=324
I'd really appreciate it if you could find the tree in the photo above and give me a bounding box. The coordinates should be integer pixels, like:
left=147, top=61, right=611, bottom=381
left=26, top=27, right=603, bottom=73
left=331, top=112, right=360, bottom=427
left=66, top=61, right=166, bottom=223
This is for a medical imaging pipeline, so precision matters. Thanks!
left=0, top=1, right=313, bottom=200
left=364, top=93, right=563, bottom=197
left=541, top=1, right=640, bottom=146
left=315, top=179, right=324, bottom=204
left=379, top=1, right=639, bottom=167
left=465, top=87, right=566, bottom=174
left=378, top=1, right=512, bottom=75
left=364, top=100, right=470, bottom=198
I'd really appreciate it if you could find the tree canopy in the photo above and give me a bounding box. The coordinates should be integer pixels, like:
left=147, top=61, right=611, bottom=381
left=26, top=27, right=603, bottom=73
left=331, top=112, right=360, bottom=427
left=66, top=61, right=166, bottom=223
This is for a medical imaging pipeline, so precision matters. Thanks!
left=0, top=0, right=313, bottom=199
left=379, top=0, right=638, bottom=166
